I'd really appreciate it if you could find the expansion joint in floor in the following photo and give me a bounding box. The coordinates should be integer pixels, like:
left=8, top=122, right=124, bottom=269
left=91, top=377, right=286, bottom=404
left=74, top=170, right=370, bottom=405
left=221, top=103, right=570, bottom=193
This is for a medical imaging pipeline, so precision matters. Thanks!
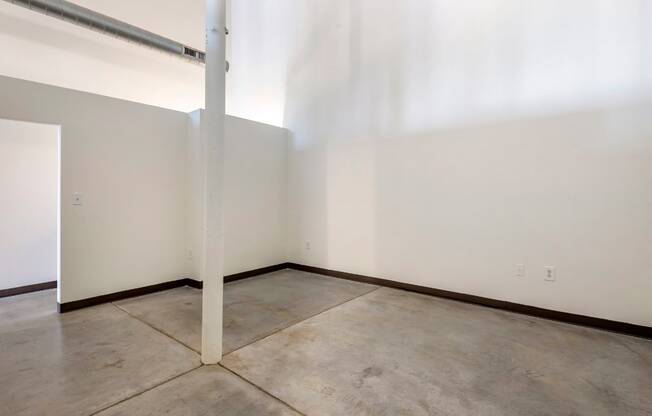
left=224, top=285, right=382, bottom=356
left=88, top=365, right=203, bottom=416
left=99, top=285, right=381, bottom=416
left=111, top=302, right=201, bottom=356
left=217, top=363, right=307, bottom=416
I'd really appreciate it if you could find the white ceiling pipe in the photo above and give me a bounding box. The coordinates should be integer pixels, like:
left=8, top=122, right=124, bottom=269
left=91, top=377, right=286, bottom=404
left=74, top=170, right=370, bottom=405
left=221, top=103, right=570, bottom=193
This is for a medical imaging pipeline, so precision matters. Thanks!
left=2, top=0, right=206, bottom=62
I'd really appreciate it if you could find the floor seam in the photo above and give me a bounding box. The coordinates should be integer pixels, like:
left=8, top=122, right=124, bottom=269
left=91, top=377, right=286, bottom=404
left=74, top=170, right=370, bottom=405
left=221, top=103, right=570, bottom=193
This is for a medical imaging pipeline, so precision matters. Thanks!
left=224, top=285, right=382, bottom=356
left=88, top=364, right=204, bottom=415
left=99, top=284, right=381, bottom=416
left=110, top=282, right=380, bottom=359
left=218, top=363, right=307, bottom=416
left=110, top=284, right=379, bottom=360
left=111, top=302, right=201, bottom=356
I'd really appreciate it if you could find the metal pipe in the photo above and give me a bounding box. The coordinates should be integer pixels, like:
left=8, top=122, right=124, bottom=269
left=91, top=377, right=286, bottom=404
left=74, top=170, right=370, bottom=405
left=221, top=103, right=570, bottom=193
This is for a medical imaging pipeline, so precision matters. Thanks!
left=3, top=0, right=206, bottom=62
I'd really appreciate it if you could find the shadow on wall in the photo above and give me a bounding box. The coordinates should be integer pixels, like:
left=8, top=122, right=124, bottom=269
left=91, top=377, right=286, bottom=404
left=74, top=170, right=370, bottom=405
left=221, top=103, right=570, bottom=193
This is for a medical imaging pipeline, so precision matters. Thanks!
left=281, top=0, right=652, bottom=325
left=283, top=0, right=652, bottom=144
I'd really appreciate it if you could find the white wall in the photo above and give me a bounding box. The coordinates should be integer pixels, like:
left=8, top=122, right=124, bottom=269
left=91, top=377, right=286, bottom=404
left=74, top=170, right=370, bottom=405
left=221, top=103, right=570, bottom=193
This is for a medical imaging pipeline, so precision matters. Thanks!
left=232, top=0, right=652, bottom=326
left=0, top=75, right=289, bottom=303
left=0, top=75, right=190, bottom=303
left=226, top=1, right=293, bottom=126
left=3, top=0, right=651, bottom=326
left=187, top=111, right=288, bottom=278
left=0, top=119, right=58, bottom=290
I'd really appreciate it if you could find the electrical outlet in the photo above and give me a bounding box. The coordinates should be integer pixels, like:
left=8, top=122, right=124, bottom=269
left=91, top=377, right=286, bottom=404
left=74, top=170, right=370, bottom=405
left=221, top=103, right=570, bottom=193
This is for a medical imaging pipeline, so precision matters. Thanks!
left=544, top=266, right=556, bottom=282
left=305, top=241, right=311, bottom=250
left=187, top=249, right=193, bottom=260
left=516, top=264, right=525, bottom=277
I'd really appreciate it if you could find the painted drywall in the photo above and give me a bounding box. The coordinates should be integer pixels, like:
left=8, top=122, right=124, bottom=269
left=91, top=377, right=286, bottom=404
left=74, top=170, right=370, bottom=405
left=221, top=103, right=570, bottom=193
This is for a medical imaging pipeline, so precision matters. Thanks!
left=0, top=75, right=289, bottom=303
left=226, top=1, right=292, bottom=127
left=0, top=119, right=59, bottom=290
left=187, top=110, right=288, bottom=278
left=0, top=75, right=190, bottom=303
left=232, top=0, right=652, bottom=326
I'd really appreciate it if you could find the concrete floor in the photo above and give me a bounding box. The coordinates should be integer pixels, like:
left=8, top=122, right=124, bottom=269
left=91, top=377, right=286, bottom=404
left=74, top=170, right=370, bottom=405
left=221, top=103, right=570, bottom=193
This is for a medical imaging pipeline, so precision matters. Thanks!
left=223, top=287, right=652, bottom=415
left=115, top=269, right=377, bottom=353
left=0, top=290, right=200, bottom=416
left=96, top=366, right=300, bottom=416
left=2, top=270, right=651, bottom=415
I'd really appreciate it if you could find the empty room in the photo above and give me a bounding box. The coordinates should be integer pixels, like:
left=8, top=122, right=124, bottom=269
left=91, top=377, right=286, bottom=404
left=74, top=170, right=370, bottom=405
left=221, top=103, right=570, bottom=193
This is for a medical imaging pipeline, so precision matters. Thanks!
left=1, top=0, right=650, bottom=415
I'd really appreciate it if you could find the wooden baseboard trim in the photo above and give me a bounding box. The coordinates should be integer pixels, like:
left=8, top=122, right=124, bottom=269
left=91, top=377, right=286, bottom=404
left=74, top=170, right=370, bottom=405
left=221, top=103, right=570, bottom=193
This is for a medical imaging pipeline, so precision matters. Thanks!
left=224, top=263, right=290, bottom=283
left=57, top=263, right=289, bottom=312
left=185, top=263, right=292, bottom=289
left=0, top=281, right=57, bottom=299
left=286, top=263, right=652, bottom=340
left=56, top=261, right=649, bottom=339
left=184, top=278, right=203, bottom=289
left=58, top=279, right=189, bottom=313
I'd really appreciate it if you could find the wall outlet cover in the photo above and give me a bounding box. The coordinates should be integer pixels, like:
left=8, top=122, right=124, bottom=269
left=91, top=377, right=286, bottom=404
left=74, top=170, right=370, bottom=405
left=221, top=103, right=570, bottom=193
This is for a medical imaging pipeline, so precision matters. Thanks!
left=544, top=266, right=556, bottom=282
left=516, top=264, right=525, bottom=277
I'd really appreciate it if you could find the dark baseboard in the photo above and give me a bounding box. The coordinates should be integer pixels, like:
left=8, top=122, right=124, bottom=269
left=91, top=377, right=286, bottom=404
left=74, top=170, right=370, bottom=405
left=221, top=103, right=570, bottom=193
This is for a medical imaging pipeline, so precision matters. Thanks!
left=0, top=281, right=57, bottom=299
left=54, top=260, right=650, bottom=340
left=224, top=263, right=290, bottom=283
left=58, top=263, right=289, bottom=313
left=286, top=263, right=652, bottom=340
left=58, top=279, right=189, bottom=313
left=174, top=263, right=292, bottom=290
left=184, top=278, right=203, bottom=289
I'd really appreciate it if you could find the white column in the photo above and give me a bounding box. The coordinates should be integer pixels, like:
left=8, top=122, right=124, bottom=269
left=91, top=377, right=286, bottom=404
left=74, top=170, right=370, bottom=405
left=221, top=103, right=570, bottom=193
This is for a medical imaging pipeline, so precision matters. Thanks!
left=201, top=0, right=226, bottom=365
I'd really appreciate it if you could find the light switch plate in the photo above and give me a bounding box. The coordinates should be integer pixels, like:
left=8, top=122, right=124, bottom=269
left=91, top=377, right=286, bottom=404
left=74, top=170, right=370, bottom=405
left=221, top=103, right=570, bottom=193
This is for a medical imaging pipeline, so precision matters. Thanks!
left=72, top=192, right=83, bottom=206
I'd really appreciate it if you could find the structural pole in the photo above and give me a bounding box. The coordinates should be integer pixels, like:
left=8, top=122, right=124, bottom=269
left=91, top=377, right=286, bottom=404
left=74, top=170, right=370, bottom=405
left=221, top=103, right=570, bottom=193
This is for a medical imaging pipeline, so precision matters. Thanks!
left=201, top=0, right=226, bottom=364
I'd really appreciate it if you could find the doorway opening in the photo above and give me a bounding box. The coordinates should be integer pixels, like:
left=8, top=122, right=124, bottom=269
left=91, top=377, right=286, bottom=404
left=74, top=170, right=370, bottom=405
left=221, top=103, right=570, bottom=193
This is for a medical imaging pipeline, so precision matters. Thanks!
left=0, top=118, right=60, bottom=304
